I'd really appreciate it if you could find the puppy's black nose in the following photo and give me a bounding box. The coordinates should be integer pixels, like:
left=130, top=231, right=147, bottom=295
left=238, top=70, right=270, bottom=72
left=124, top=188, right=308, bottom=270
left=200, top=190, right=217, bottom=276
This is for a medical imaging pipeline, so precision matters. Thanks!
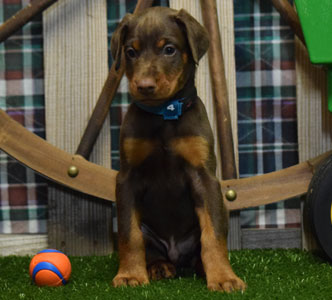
left=136, top=78, right=156, bottom=95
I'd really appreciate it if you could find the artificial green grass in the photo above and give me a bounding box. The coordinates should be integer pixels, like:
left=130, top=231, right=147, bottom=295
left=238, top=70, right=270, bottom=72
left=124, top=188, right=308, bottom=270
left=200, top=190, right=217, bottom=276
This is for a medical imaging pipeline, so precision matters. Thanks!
left=0, top=249, right=331, bottom=300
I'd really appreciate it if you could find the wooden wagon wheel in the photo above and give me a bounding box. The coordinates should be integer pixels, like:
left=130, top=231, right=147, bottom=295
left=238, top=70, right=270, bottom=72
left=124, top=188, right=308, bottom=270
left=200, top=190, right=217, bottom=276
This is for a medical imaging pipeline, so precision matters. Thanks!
left=0, top=0, right=330, bottom=213
left=2, top=108, right=330, bottom=211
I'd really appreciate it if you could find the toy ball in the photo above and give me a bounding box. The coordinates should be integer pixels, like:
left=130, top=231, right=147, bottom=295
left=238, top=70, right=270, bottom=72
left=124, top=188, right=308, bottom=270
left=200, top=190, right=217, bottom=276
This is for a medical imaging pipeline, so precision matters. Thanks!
left=29, top=249, right=71, bottom=286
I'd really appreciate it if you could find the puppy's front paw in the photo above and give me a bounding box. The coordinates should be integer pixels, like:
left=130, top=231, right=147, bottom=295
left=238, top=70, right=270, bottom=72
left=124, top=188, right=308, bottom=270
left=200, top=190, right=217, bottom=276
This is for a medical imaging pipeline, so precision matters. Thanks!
left=112, top=273, right=149, bottom=287
left=148, top=261, right=176, bottom=281
left=208, top=276, right=246, bottom=293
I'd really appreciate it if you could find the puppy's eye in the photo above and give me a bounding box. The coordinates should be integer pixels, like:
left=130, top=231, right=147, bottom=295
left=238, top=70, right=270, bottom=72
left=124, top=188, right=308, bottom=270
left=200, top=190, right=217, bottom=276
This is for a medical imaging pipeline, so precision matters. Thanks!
left=126, top=47, right=137, bottom=59
left=163, top=45, right=176, bottom=56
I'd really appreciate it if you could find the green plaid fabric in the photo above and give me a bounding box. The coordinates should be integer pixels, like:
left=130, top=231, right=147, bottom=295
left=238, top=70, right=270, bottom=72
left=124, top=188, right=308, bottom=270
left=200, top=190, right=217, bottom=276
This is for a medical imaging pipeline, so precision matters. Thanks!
left=0, top=0, right=47, bottom=234
left=234, top=0, right=300, bottom=228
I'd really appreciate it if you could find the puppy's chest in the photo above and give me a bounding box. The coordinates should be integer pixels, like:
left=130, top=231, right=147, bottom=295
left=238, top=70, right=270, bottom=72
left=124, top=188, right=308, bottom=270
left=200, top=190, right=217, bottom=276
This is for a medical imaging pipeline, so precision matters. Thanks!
left=122, top=135, right=209, bottom=168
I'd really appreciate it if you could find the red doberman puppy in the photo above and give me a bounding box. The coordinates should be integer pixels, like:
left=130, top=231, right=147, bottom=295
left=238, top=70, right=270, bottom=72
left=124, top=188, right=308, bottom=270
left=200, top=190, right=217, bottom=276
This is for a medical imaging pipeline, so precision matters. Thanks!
left=111, top=6, right=246, bottom=293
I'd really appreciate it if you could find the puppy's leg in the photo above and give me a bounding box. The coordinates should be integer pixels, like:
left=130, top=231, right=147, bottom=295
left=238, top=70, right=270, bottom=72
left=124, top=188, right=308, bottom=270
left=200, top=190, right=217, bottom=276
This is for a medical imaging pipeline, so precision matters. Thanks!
left=190, top=169, right=246, bottom=293
left=112, top=175, right=149, bottom=287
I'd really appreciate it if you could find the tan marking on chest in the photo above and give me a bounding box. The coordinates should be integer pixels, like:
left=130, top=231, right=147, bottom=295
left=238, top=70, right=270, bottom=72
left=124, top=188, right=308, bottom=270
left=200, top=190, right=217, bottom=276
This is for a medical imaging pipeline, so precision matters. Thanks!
left=170, top=136, right=209, bottom=167
left=123, top=138, right=155, bottom=166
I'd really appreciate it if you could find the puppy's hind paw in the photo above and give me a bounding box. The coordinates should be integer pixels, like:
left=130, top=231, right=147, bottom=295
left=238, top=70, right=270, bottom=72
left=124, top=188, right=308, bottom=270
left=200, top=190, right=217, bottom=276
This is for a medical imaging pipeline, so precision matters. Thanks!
left=148, top=261, right=176, bottom=281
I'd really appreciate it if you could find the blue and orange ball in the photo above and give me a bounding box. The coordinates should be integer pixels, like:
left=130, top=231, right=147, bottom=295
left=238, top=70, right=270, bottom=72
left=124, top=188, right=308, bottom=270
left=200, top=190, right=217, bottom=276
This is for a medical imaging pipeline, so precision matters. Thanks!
left=29, top=249, right=72, bottom=286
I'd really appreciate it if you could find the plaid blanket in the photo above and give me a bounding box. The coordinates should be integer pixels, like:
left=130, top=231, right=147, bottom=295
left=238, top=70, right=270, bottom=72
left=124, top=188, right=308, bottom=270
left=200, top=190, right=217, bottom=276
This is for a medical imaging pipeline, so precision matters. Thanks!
left=0, top=0, right=47, bottom=234
left=0, top=0, right=299, bottom=234
left=234, top=0, right=300, bottom=228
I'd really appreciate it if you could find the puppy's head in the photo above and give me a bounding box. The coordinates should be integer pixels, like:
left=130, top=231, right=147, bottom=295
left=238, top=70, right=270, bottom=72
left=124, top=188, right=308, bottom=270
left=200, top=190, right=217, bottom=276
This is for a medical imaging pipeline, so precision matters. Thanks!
left=111, top=7, right=209, bottom=105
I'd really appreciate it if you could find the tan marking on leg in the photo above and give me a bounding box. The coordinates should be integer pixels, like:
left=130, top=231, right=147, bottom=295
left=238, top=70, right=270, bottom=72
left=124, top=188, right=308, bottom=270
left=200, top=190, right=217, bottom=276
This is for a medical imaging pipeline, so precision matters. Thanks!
left=113, top=210, right=149, bottom=287
left=196, top=207, right=246, bottom=292
left=170, top=136, right=209, bottom=167
left=123, top=138, right=155, bottom=166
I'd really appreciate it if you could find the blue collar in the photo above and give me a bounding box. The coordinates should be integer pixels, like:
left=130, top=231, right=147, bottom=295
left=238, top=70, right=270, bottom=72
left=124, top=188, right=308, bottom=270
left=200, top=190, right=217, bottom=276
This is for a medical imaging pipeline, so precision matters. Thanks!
left=133, top=86, right=197, bottom=120
left=134, top=98, right=185, bottom=120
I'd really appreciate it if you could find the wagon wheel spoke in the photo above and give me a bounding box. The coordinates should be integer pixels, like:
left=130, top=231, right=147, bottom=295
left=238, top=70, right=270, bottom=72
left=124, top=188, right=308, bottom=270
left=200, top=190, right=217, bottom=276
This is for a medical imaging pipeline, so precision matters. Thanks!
left=0, top=0, right=58, bottom=43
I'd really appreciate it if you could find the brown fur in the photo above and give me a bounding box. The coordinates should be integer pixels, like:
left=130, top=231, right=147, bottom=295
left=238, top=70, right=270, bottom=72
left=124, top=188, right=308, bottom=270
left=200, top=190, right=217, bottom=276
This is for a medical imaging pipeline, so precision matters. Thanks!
left=132, top=40, right=140, bottom=51
left=148, top=261, right=176, bottom=280
left=170, top=136, right=209, bottom=167
left=156, top=39, right=166, bottom=49
left=111, top=6, right=246, bottom=293
left=113, top=210, right=148, bottom=287
left=196, top=207, right=245, bottom=292
left=123, top=138, right=155, bottom=166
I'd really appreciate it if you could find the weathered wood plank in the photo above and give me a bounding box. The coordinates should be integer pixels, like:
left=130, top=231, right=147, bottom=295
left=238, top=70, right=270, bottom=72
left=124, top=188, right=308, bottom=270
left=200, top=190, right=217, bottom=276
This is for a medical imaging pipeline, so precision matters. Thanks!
left=200, top=0, right=237, bottom=180
left=223, top=151, right=331, bottom=211
left=295, top=40, right=331, bottom=164
left=295, top=37, right=332, bottom=250
left=47, top=182, right=113, bottom=256
left=43, top=0, right=112, bottom=255
left=0, top=110, right=117, bottom=202
left=0, top=234, right=47, bottom=256
left=242, top=228, right=302, bottom=249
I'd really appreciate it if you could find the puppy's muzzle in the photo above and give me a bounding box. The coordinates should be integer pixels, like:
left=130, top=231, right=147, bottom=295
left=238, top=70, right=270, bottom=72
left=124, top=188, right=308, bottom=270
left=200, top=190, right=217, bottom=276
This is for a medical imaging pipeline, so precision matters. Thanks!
left=136, top=77, right=157, bottom=96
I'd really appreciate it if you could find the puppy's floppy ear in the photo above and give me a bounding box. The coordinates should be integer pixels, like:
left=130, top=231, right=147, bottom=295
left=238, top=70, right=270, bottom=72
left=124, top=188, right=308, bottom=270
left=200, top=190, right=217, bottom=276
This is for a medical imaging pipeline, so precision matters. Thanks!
left=111, top=14, right=134, bottom=70
left=175, top=9, right=209, bottom=64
